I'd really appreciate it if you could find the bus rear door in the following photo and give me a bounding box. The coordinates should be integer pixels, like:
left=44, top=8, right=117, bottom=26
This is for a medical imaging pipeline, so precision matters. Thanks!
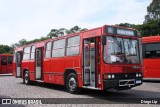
left=16, top=52, right=22, bottom=77
left=35, top=48, right=42, bottom=80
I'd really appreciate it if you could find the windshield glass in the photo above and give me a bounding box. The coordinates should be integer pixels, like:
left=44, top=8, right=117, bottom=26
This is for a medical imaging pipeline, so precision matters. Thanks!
left=103, top=36, right=140, bottom=64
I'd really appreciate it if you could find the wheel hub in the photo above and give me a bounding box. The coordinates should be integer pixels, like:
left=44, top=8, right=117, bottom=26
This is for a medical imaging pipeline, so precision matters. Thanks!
left=25, top=73, right=29, bottom=83
left=68, top=77, right=76, bottom=91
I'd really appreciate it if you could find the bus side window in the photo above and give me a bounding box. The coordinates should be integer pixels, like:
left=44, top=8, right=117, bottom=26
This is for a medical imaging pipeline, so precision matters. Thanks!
left=45, top=42, right=51, bottom=58
left=1, top=57, right=7, bottom=65
left=23, top=46, right=31, bottom=60
left=155, top=43, right=160, bottom=57
left=66, top=36, right=80, bottom=56
left=144, top=43, right=160, bottom=58
left=31, top=46, right=35, bottom=59
left=52, top=39, right=65, bottom=57
left=8, top=56, right=13, bottom=64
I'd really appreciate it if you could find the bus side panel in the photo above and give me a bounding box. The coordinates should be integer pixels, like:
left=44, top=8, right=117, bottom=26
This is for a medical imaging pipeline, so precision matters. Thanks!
left=43, top=58, right=51, bottom=83
left=50, top=58, right=65, bottom=85
left=43, top=74, right=49, bottom=83
left=21, top=60, right=30, bottom=78
left=143, top=59, right=160, bottom=78
left=7, top=64, right=13, bottom=73
left=29, top=60, right=35, bottom=81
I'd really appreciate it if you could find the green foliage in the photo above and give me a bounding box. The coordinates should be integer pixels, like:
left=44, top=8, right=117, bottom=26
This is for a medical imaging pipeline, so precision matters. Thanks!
left=47, top=26, right=87, bottom=38
left=115, top=23, right=131, bottom=28
left=18, top=39, right=27, bottom=46
left=140, top=19, right=160, bottom=36
left=47, top=29, right=59, bottom=38
left=145, top=0, right=160, bottom=22
left=0, top=45, right=13, bottom=54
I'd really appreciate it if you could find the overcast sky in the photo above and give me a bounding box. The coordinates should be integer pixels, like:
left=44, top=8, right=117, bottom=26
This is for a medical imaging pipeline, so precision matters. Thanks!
left=0, top=0, right=152, bottom=45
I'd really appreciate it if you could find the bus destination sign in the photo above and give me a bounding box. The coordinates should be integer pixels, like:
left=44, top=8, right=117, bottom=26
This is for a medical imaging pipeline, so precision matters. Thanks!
left=117, top=28, right=134, bottom=36
left=106, top=26, right=136, bottom=36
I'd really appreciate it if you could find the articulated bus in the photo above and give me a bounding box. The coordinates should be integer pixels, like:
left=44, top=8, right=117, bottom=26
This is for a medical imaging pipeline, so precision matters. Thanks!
left=0, top=54, right=13, bottom=74
left=142, top=36, right=160, bottom=80
left=13, top=25, right=142, bottom=93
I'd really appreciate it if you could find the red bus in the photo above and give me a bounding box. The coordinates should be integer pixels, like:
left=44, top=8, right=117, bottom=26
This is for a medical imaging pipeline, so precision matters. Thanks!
left=142, top=36, right=160, bottom=79
left=13, top=25, right=142, bottom=93
left=0, top=54, right=13, bottom=74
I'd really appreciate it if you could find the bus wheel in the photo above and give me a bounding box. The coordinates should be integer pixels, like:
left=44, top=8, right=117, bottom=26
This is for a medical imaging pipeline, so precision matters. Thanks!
left=66, top=73, right=80, bottom=94
left=24, top=71, right=30, bottom=85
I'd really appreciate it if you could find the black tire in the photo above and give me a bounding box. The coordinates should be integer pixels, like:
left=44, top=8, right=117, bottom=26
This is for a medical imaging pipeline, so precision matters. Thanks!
left=23, top=71, right=30, bottom=85
left=66, top=73, right=80, bottom=94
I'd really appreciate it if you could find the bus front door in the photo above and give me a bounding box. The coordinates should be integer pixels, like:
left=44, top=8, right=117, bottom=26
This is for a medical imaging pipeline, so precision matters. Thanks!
left=35, top=48, right=42, bottom=80
left=16, top=52, right=22, bottom=77
left=83, top=37, right=100, bottom=88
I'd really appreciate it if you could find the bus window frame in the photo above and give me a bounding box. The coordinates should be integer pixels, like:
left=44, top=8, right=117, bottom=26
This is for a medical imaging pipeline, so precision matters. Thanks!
left=23, top=46, right=31, bottom=60
left=66, top=35, right=80, bottom=56
left=52, top=38, right=66, bottom=58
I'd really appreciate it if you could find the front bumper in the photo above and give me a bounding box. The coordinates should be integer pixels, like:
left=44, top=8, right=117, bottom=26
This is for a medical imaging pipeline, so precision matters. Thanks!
left=103, top=78, right=142, bottom=90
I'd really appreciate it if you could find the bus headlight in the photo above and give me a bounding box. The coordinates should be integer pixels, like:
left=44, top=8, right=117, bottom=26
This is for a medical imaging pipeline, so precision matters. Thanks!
left=136, top=73, right=139, bottom=77
left=103, top=74, right=115, bottom=79
left=112, top=74, right=115, bottom=78
left=108, top=75, right=111, bottom=79
left=136, top=73, right=142, bottom=77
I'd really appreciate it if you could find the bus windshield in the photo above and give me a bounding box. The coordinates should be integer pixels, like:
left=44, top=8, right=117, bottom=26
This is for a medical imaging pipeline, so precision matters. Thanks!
left=103, top=36, right=140, bottom=64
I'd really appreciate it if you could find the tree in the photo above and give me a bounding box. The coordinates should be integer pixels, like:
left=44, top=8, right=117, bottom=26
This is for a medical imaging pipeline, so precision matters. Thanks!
left=80, top=28, right=88, bottom=31
left=58, top=28, right=67, bottom=36
left=66, top=26, right=88, bottom=34
left=140, top=19, right=160, bottom=36
left=47, top=29, right=59, bottom=38
left=144, top=0, right=160, bottom=22
left=18, top=39, right=27, bottom=46
left=116, top=23, right=131, bottom=28
left=0, top=45, right=13, bottom=54
left=69, top=26, right=81, bottom=33
left=116, top=23, right=142, bottom=33
left=47, top=26, right=88, bottom=38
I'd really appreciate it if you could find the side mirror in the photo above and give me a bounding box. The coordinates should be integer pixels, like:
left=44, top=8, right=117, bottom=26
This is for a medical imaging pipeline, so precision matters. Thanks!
left=102, top=35, right=106, bottom=45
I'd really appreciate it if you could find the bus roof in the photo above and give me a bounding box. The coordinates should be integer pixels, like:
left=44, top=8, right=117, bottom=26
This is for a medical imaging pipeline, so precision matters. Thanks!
left=142, top=36, right=160, bottom=43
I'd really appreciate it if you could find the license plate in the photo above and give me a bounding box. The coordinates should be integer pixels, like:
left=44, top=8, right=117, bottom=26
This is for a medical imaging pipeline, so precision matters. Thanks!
left=136, top=80, right=142, bottom=84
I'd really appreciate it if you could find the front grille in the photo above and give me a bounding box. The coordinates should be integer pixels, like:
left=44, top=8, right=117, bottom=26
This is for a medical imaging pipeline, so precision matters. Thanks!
left=114, top=73, right=137, bottom=79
